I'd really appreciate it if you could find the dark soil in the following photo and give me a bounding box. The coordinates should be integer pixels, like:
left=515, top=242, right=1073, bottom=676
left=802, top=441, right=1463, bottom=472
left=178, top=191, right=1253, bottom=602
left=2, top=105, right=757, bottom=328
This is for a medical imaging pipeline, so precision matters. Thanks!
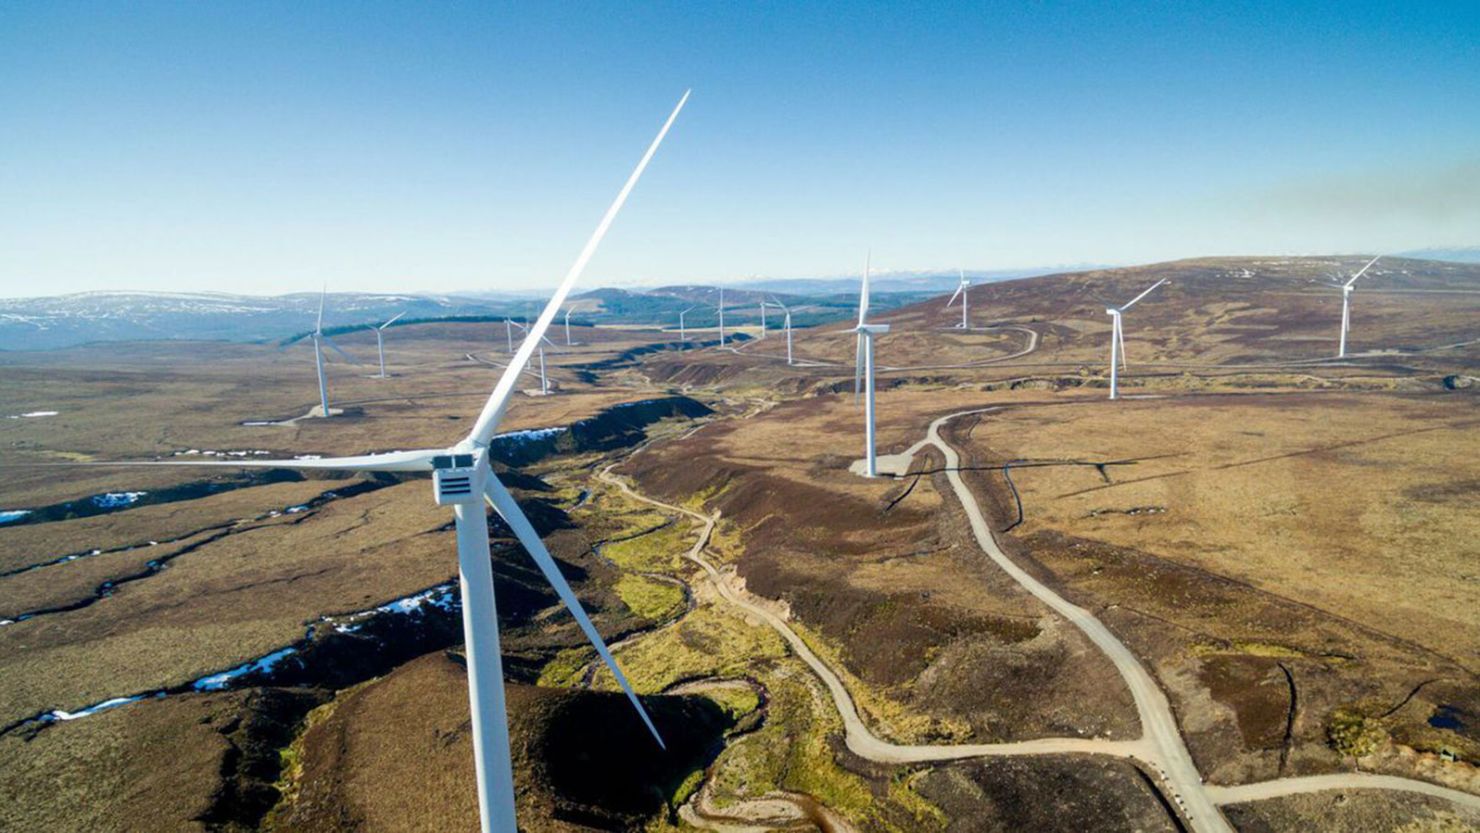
left=913, top=755, right=1181, bottom=833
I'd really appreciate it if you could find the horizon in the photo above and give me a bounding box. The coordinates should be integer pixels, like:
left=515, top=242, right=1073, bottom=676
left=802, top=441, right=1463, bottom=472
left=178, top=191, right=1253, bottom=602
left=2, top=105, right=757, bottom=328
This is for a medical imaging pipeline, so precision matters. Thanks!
left=2, top=2, right=1478, bottom=296
left=4, top=249, right=1478, bottom=301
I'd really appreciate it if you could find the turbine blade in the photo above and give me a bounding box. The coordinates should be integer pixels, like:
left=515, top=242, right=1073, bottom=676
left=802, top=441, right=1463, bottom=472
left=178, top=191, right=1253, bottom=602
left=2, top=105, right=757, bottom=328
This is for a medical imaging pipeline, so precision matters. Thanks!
left=380, top=311, right=406, bottom=330
left=22, top=449, right=442, bottom=472
left=316, top=284, right=327, bottom=333
left=1119, top=278, right=1167, bottom=310
left=857, top=251, right=871, bottom=327
left=466, top=91, right=690, bottom=447
left=322, top=335, right=357, bottom=364
left=853, top=332, right=864, bottom=402
left=1344, top=254, right=1381, bottom=288
left=945, top=285, right=963, bottom=308
left=1116, top=317, right=1128, bottom=368
left=482, top=477, right=665, bottom=748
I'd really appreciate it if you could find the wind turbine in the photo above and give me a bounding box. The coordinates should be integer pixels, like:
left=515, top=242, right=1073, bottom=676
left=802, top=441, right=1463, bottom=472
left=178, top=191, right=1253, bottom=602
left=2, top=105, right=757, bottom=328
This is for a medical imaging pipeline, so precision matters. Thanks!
left=1333, top=255, right=1381, bottom=358
left=945, top=270, right=969, bottom=329
left=678, top=306, right=698, bottom=342
left=309, top=288, right=356, bottom=417
left=103, top=92, right=691, bottom=832
left=853, top=253, right=890, bottom=477
left=1105, top=278, right=1166, bottom=400
left=563, top=308, right=576, bottom=346
left=537, top=346, right=549, bottom=395
left=374, top=311, right=406, bottom=379
left=785, top=308, right=794, bottom=365
left=763, top=298, right=793, bottom=364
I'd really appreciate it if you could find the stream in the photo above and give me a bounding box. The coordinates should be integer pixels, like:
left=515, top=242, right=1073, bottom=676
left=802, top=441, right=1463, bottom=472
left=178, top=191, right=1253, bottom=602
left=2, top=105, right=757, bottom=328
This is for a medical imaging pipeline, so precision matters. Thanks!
left=2, top=578, right=464, bottom=737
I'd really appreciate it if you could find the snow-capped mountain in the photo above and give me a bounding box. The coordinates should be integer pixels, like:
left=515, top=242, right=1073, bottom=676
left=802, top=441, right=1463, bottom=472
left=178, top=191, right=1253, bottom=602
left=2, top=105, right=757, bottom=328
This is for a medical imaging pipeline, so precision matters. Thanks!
left=0, top=291, right=508, bottom=350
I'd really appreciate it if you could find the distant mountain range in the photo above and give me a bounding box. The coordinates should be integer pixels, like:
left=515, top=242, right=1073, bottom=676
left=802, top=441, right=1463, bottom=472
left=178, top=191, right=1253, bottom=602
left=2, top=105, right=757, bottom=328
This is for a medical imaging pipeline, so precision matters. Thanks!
left=1395, top=246, right=1480, bottom=264
left=727, top=266, right=1106, bottom=295
left=0, top=291, right=516, bottom=351
left=0, top=285, right=889, bottom=351
left=3, top=253, right=1473, bottom=351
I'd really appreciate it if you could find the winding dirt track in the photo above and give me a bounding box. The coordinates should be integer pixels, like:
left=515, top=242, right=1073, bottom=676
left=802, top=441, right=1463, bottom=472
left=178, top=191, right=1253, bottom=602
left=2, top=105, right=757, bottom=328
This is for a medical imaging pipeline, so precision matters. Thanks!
left=599, top=406, right=1480, bottom=827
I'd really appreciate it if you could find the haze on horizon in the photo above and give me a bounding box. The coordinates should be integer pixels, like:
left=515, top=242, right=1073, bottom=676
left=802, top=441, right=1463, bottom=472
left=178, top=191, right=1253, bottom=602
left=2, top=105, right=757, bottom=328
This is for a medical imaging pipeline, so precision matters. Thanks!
left=1, top=1, right=1477, bottom=298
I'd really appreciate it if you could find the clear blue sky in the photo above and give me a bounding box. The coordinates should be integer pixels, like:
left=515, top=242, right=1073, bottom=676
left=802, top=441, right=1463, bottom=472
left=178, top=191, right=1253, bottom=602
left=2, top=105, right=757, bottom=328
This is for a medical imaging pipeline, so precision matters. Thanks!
left=2, top=1, right=1477, bottom=296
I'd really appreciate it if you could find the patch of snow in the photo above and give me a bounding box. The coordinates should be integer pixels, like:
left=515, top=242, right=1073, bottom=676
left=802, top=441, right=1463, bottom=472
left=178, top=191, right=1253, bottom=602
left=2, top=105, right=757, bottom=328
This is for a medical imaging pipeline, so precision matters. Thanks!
left=0, top=510, right=31, bottom=524
left=493, top=426, right=565, bottom=444
left=322, top=582, right=458, bottom=635
left=294, top=454, right=323, bottom=461
left=49, top=695, right=145, bottom=721
left=7, top=410, right=58, bottom=419
left=285, top=505, right=309, bottom=514
left=241, top=421, right=276, bottom=427
left=192, top=647, right=299, bottom=692
left=91, top=491, right=147, bottom=509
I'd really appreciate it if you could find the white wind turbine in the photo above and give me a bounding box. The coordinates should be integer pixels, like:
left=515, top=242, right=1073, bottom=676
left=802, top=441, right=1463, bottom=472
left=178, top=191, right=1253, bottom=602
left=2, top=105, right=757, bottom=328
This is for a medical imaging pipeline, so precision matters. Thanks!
left=374, top=311, right=406, bottom=379
left=309, top=288, right=357, bottom=417
left=97, top=92, right=691, bottom=833
left=853, top=253, right=890, bottom=477
left=945, top=269, right=969, bottom=329
left=1105, top=278, right=1166, bottom=400
left=785, top=308, right=794, bottom=365
left=770, top=298, right=794, bottom=365
left=1333, top=255, right=1381, bottom=358
left=677, top=306, right=696, bottom=342
left=563, top=307, right=576, bottom=346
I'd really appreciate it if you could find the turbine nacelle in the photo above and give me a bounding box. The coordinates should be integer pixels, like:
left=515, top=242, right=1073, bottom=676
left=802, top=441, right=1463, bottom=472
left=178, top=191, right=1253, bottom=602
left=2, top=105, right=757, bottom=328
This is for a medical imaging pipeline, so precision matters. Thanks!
left=431, top=450, right=485, bottom=506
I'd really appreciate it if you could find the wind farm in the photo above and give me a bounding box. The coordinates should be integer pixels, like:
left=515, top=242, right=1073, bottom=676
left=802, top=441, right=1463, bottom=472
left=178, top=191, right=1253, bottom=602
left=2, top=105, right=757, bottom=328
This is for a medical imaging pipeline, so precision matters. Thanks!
left=2, top=4, right=1479, bottom=833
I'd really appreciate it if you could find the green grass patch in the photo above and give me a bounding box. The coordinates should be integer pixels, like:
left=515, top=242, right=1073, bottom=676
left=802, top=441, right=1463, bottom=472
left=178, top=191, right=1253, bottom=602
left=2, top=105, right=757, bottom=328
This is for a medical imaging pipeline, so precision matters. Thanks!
left=536, top=646, right=595, bottom=688
left=615, top=574, right=686, bottom=622
left=604, top=522, right=691, bottom=572
left=702, top=685, right=761, bottom=721
left=591, top=605, right=787, bottom=695
left=705, top=665, right=872, bottom=819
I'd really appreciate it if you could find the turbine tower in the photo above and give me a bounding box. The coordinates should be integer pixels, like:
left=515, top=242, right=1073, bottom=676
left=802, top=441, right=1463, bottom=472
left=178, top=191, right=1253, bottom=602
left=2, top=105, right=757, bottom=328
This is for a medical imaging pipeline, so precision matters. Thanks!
left=771, top=298, right=794, bottom=365
left=945, top=269, right=970, bottom=329
left=853, top=253, right=890, bottom=476
left=115, top=92, right=691, bottom=833
left=1105, top=278, right=1166, bottom=400
left=678, top=306, right=696, bottom=342
left=563, top=308, right=574, bottom=346
left=309, top=288, right=355, bottom=417
left=1335, top=255, right=1381, bottom=358
left=785, top=309, right=794, bottom=365
left=374, top=311, right=406, bottom=379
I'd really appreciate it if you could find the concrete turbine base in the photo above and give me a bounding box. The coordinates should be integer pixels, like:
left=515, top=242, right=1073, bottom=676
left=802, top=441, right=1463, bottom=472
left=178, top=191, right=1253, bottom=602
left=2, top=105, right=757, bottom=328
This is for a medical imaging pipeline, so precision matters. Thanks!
left=849, top=452, right=915, bottom=478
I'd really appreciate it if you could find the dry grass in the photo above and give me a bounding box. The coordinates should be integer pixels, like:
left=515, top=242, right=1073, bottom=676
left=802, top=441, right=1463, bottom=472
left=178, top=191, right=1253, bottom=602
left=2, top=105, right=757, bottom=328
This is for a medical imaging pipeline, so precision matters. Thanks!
left=962, top=391, right=1480, bottom=664
left=0, top=691, right=245, bottom=833
left=0, top=480, right=457, bottom=726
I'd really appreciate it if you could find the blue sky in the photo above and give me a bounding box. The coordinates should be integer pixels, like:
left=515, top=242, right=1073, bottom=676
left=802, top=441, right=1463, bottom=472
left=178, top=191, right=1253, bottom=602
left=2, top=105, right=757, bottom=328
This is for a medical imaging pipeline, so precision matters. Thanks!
left=1, top=1, right=1477, bottom=296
